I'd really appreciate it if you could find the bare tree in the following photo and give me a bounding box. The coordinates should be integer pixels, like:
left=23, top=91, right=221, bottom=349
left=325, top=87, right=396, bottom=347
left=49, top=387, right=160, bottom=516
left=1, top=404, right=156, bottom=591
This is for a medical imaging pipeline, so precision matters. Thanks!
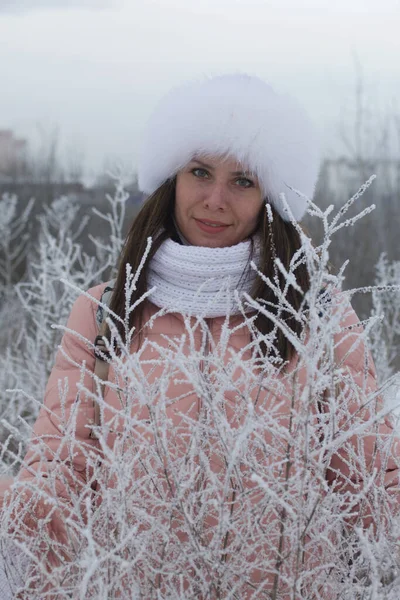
left=306, top=55, right=400, bottom=318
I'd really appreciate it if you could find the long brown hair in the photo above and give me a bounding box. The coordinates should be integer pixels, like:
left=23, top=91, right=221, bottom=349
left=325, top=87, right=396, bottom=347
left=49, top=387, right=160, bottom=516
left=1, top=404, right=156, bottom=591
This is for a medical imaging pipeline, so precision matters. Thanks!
left=108, top=178, right=310, bottom=362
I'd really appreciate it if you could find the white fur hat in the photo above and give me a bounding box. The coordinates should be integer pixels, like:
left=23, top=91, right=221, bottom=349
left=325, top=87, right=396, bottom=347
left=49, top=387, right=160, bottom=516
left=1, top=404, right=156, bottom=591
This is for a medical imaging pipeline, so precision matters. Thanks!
left=138, top=73, right=320, bottom=222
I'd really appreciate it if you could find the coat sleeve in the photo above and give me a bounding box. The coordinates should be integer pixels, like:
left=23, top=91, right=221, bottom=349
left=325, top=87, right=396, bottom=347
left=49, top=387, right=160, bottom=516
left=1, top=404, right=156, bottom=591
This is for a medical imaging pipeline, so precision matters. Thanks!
left=324, top=298, right=400, bottom=521
left=16, top=286, right=104, bottom=508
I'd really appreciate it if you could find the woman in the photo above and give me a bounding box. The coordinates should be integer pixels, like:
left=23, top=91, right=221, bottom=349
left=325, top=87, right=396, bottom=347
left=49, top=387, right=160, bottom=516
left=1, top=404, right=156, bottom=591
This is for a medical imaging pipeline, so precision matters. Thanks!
left=1, top=74, right=399, bottom=599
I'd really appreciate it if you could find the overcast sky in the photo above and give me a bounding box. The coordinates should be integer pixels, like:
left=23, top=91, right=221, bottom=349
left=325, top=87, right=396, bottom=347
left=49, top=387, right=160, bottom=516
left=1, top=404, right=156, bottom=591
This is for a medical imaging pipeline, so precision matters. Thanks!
left=0, top=0, right=399, bottom=178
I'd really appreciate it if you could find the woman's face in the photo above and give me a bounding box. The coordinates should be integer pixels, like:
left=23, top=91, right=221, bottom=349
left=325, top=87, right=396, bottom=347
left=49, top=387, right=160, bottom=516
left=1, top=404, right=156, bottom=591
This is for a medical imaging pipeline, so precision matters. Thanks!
left=174, top=155, right=263, bottom=248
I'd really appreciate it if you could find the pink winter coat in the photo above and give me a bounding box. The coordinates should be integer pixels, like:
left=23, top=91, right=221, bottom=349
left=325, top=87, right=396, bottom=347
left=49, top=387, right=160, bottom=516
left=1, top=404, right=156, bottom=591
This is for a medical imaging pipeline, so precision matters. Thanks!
left=2, top=281, right=400, bottom=598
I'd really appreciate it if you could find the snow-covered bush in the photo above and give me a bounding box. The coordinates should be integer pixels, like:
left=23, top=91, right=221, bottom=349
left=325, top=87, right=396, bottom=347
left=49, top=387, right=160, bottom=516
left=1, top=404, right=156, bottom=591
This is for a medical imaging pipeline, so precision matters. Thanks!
left=1, top=179, right=400, bottom=598
left=0, top=193, right=34, bottom=290
left=369, top=254, right=400, bottom=420
left=0, top=186, right=125, bottom=474
left=370, top=255, right=400, bottom=380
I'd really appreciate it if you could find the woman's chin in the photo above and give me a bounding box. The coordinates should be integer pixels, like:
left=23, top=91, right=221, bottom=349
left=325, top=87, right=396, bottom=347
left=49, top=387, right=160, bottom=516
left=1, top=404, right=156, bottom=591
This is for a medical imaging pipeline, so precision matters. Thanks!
left=184, top=227, right=239, bottom=248
left=191, top=235, right=232, bottom=248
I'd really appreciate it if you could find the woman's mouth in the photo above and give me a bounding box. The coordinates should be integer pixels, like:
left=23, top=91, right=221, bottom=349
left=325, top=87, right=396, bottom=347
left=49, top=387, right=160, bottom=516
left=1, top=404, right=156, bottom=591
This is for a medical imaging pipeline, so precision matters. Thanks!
left=195, top=219, right=230, bottom=234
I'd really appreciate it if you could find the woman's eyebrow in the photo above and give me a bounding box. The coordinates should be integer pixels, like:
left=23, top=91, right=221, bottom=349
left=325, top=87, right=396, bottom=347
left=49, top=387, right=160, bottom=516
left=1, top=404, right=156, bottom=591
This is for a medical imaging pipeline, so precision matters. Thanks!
left=190, top=158, right=255, bottom=178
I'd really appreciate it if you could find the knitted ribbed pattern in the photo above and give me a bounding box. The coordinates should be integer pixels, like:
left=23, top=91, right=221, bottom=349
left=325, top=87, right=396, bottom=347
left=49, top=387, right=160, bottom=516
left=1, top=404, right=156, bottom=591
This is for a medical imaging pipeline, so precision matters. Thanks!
left=148, top=237, right=260, bottom=317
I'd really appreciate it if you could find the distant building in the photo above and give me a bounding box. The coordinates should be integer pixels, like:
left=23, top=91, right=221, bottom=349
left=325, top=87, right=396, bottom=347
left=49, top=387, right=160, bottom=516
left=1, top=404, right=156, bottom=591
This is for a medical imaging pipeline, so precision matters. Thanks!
left=0, top=129, right=27, bottom=176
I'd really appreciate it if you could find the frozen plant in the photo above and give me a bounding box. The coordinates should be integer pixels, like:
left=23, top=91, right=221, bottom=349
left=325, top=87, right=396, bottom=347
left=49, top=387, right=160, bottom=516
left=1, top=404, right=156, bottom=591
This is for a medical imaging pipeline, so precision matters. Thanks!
left=0, top=194, right=35, bottom=351
left=0, top=193, right=34, bottom=289
left=0, top=184, right=130, bottom=476
left=89, top=175, right=130, bottom=279
left=1, top=180, right=400, bottom=598
left=368, top=254, right=400, bottom=419
left=369, top=254, right=400, bottom=382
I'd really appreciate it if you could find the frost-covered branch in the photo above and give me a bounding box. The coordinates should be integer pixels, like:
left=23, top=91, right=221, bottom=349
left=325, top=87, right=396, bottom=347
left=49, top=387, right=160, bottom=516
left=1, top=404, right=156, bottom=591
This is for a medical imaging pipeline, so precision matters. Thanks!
left=1, top=180, right=400, bottom=598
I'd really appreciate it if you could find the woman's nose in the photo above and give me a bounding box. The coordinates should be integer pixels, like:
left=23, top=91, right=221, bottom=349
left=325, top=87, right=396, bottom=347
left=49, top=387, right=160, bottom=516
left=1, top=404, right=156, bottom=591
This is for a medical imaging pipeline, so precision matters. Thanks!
left=203, top=182, right=229, bottom=211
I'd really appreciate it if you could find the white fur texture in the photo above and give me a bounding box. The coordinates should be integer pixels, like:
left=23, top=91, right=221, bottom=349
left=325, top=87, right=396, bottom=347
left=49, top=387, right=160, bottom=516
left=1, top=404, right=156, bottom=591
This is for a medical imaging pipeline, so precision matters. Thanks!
left=138, top=73, right=321, bottom=222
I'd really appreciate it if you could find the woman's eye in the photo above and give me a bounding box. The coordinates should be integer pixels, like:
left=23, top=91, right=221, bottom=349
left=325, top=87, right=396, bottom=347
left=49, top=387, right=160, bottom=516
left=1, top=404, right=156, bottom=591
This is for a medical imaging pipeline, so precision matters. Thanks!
left=192, top=168, right=209, bottom=178
left=236, top=177, right=254, bottom=188
left=190, top=169, right=254, bottom=188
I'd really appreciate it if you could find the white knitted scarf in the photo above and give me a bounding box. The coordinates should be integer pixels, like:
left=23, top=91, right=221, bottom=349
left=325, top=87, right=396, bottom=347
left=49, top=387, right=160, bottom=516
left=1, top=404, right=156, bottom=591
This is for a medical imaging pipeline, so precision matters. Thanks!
left=148, top=237, right=260, bottom=318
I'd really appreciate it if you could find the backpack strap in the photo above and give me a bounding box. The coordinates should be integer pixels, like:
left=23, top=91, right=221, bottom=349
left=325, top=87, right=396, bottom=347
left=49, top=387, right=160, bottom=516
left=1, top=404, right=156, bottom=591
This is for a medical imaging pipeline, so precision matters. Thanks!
left=89, top=283, right=114, bottom=440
